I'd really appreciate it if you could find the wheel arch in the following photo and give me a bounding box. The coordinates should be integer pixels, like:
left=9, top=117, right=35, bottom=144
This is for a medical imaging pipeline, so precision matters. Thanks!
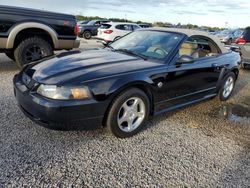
left=231, top=67, right=239, bottom=79
left=6, top=22, right=58, bottom=49
left=216, top=67, right=239, bottom=92
left=112, top=81, right=154, bottom=107
left=102, top=81, right=155, bottom=127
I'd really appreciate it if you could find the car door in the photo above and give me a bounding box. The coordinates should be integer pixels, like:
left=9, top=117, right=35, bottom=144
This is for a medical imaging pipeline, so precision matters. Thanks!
left=155, top=36, right=223, bottom=112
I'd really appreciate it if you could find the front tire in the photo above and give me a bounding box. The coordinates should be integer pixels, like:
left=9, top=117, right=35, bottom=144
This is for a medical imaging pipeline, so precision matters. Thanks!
left=14, top=37, right=53, bottom=68
left=219, top=73, right=236, bottom=101
left=106, top=88, right=150, bottom=138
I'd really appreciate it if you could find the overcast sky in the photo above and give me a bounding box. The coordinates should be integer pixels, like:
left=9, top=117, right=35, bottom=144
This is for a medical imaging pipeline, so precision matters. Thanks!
left=1, top=0, right=250, bottom=28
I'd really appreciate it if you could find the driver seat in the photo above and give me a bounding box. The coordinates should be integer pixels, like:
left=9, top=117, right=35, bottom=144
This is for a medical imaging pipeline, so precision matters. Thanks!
left=179, top=43, right=199, bottom=58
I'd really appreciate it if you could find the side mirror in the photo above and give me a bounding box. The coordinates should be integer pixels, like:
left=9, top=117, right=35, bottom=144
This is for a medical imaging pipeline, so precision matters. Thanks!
left=176, top=55, right=194, bottom=65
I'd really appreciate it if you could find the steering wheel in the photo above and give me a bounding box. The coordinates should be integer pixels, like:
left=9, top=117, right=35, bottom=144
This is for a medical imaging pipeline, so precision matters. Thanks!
left=153, top=47, right=168, bottom=57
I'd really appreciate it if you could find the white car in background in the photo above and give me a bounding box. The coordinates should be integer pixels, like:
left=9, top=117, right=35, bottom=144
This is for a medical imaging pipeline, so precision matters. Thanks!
left=97, top=22, right=141, bottom=43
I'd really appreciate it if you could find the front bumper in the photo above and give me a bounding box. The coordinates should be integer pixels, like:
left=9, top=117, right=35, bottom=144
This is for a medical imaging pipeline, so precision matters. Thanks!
left=13, top=75, right=109, bottom=130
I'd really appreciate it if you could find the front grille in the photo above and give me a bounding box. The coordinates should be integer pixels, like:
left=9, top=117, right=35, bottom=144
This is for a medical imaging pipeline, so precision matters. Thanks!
left=22, top=73, right=36, bottom=89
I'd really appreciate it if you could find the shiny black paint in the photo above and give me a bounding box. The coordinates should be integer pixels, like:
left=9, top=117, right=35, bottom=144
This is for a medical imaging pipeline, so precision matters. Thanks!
left=14, top=77, right=107, bottom=130
left=0, top=5, right=77, bottom=39
left=14, top=30, right=241, bottom=129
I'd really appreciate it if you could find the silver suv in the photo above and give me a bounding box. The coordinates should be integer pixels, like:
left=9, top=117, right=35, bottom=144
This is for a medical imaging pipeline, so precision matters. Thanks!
left=236, top=27, right=250, bottom=68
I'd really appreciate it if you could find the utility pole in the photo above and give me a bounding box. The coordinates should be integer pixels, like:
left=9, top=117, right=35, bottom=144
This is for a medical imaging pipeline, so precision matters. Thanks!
left=225, top=21, right=228, bottom=29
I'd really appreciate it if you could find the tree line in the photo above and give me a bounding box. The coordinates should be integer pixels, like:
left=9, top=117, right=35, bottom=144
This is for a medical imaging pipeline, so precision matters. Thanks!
left=76, top=15, right=223, bottom=31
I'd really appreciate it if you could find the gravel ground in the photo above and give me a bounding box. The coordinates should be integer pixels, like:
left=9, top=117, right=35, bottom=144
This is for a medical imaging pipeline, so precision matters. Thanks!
left=0, top=40, right=250, bottom=187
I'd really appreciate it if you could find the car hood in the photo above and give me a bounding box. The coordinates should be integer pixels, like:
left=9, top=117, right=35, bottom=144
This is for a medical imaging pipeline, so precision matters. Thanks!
left=27, top=49, right=161, bottom=85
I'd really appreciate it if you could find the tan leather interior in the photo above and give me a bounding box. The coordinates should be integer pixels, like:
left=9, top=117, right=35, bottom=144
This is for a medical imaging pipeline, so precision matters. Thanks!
left=179, top=43, right=198, bottom=57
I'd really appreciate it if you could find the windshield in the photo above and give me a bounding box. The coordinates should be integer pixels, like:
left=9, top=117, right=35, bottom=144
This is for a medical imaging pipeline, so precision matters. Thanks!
left=87, top=20, right=97, bottom=25
left=78, top=21, right=89, bottom=25
left=109, top=31, right=182, bottom=61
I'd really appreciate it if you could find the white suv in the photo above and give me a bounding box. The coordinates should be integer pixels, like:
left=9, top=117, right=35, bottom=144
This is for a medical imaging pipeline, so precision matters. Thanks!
left=97, top=22, right=141, bottom=43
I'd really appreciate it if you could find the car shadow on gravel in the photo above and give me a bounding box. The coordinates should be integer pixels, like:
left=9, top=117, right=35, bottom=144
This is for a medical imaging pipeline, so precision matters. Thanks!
left=0, top=57, right=19, bottom=72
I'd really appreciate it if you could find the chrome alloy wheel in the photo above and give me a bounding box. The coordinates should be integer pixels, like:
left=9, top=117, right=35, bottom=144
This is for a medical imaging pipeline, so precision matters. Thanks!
left=117, top=97, right=146, bottom=132
left=223, top=76, right=234, bottom=98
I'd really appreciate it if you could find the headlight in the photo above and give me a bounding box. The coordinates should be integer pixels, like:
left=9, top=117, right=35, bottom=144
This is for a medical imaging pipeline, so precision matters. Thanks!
left=37, top=84, right=91, bottom=100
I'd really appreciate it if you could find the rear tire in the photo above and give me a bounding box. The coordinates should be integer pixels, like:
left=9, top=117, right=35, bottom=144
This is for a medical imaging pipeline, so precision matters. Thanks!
left=14, top=37, right=53, bottom=68
left=5, top=51, right=15, bottom=61
left=219, top=73, right=236, bottom=101
left=83, top=31, right=92, bottom=39
left=106, top=88, right=150, bottom=138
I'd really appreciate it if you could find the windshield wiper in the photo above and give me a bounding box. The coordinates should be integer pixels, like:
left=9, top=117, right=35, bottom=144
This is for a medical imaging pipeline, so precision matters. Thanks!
left=115, top=48, right=148, bottom=60
left=106, top=45, right=114, bottom=50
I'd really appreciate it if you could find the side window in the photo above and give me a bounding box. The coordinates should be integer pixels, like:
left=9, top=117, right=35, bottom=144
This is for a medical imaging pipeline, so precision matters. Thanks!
left=179, top=36, right=221, bottom=60
left=115, top=24, right=132, bottom=31
left=100, top=21, right=109, bottom=24
left=95, top=21, right=101, bottom=26
left=132, top=25, right=140, bottom=31
left=124, top=25, right=133, bottom=31
left=234, top=30, right=243, bottom=38
left=243, top=29, right=250, bottom=42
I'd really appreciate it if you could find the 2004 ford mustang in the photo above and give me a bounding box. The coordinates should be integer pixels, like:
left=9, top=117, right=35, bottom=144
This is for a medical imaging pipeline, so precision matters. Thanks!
left=14, top=28, right=241, bottom=138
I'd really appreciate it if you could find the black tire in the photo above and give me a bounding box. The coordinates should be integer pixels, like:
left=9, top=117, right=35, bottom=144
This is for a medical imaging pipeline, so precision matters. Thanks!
left=106, top=88, right=150, bottom=138
left=219, top=72, right=236, bottom=101
left=14, top=37, right=53, bottom=68
left=83, top=31, right=92, bottom=39
left=5, top=51, right=15, bottom=61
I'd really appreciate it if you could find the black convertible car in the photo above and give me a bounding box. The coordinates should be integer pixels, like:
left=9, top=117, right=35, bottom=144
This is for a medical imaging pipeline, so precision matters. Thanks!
left=14, top=28, right=241, bottom=138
